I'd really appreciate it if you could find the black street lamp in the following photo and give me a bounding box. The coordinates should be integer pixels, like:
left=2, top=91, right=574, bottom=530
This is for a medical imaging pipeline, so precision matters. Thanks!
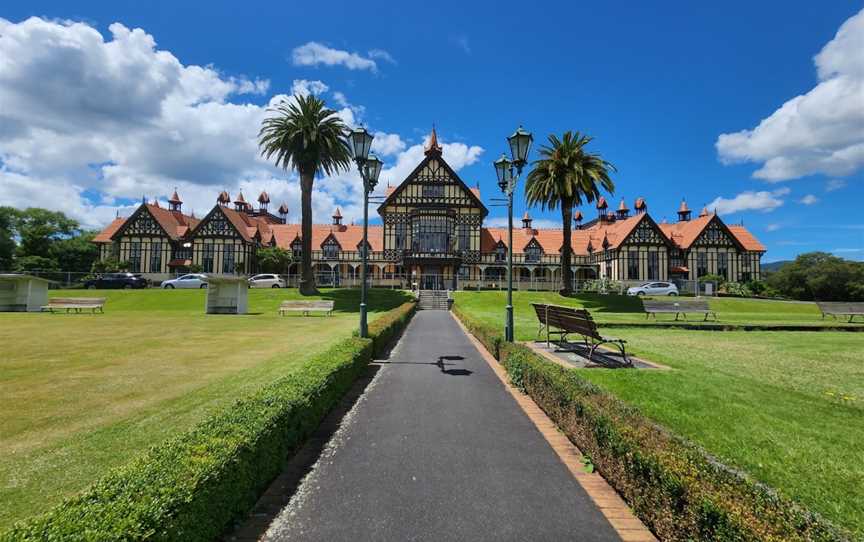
left=494, top=125, right=533, bottom=342
left=349, top=127, right=381, bottom=338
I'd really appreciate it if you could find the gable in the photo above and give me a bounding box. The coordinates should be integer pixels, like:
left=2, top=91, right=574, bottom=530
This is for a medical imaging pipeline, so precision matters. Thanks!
left=191, top=206, right=245, bottom=239
left=523, top=237, right=543, bottom=252
left=619, top=215, right=672, bottom=247
left=113, top=205, right=170, bottom=239
left=378, top=154, right=487, bottom=216
left=321, top=233, right=342, bottom=249
left=692, top=216, right=744, bottom=250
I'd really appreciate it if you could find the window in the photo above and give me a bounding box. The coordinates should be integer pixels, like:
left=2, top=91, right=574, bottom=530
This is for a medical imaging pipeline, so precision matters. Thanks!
left=423, top=184, right=444, bottom=198
left=222, top=244, right=235, bottom=273
left=495, top=243, right=507, bottom=262
left=458, top=224, right=470, bottom=251
left=648, top=251, right=659, bottom=280
left=670, top=250, right=685, bottom=268
left=697, top=252, right=708, bottom=277
left=627, top=250, right=639, bottom=280
left=605, top=263, right=613, bottom=278
left=291, top=240, right=302, bottom=259
left=149, top=242, right=162, bottom=273
left=357, top=241, right=369, bottom=257
left=395, top=222, right=407, bottom=250
left=129, top=242, right=141, bottom=272
left=202, top=244, right=215, bottom=273
left=323, top=241, right=339, bottom=259
left=717, top=252, right=728, bottom=280
left=526, top=245, right=542, bottom=262
left=412, top=213, right=452, bottom=253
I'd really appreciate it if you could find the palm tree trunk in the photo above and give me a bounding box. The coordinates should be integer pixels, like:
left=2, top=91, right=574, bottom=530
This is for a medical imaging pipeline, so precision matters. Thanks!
left=299, top=172, right=318, bottom=295
left=561, top=199, right=573, bottom=295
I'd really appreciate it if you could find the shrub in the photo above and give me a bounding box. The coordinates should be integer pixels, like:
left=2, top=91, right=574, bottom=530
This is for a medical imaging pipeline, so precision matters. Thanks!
left=452, top=308, right=849, bottom=542
left=364, top=301, right=416, bottom=357
left=3, top=304, right=416, bottom=541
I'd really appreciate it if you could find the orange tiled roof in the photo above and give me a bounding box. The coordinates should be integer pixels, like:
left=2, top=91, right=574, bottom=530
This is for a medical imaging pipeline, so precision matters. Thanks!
left=658, top=214, right=712, bottom=248
left=271, top=224, right=384, bottom=252
left=727, top=225, right=766, bottom=252
left=147, top=204, right=200, bottom=240
left=93, top=217, right=126, bottom=243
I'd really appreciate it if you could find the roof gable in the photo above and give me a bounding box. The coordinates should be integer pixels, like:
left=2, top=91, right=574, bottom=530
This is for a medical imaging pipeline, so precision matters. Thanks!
left=377, top=153, right=488, bottom=216
left=113, top=204, right=171, bottom=240
left=618, top=214, right=673, bottom=248
left=191, top=205, right=252, bottom=241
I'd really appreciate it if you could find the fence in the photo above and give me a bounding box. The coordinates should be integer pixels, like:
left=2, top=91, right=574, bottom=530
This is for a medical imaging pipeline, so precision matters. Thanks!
left=1, top=270, right=717, bottom=296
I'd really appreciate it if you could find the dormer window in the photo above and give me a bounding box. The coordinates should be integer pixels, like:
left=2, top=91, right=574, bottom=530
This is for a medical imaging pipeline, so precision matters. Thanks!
left=357, top=240, right=371, bottom=257
left=291, top=239, right=302, bottom=258
left=525, top=240, right=542, bottom=263
left=423, top=184, right=445, bottom=198
left=322, top=238, right=340, bottom=259
left=495, top=241, right=507, bottom=262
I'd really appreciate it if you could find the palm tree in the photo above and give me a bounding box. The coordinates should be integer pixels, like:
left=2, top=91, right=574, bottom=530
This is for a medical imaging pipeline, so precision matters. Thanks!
left=525, top=131, right=615, bottom=295
left=259, top=94, right=352, bottom=295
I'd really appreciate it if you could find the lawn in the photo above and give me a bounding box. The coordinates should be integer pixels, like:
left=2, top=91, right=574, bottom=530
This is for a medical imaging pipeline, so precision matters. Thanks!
left=455, top=290, right=856, bottom=327
left=0, top=287, right=411, bottom=530
left=454, top=291, right=864, bottom=536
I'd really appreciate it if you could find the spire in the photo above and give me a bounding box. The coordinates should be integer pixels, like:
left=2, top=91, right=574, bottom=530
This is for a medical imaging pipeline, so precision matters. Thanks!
left=169, top=188, right=182, bottom=212
left=596, top=196, right=608, bottom=221
left=235, top=191, right=250, bottom=213
left=277, top=202, right=289, bottom=224
left=677, top=199, right=692, bottom=222
left=522, top=211, right=533, bottom=230
left=573, top=210, right=583, bottom=227
left=258, top=190, right=270, bottom=211
left=699, top=206, right=709, bottom=217
left=616, top=198, right=629, bottom=219
left=424, top=124, right=442, bottom=156
left=332, top=207, right=343, bottom=226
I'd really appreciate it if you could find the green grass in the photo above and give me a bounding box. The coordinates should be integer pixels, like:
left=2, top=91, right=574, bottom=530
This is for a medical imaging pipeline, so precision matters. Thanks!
left=0, top=287, right=411, bottom=530
left=454, top=290, right=857, bottom=327
left=454, top=291, right=864, bottom=536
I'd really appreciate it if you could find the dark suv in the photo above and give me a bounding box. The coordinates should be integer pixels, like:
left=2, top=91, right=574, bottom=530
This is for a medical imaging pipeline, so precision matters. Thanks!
left=84, top=273, right=149, bottom=289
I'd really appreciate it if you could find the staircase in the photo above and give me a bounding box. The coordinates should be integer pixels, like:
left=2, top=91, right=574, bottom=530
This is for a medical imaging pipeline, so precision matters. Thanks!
left=418, top=290, right=450, bottom=311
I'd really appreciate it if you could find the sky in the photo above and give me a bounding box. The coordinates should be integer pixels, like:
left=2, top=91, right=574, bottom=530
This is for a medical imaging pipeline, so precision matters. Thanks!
left=0, top=1, right=862, bottom=262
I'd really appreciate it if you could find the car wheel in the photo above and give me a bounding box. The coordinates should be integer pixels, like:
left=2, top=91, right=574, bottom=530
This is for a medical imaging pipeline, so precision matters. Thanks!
left=668, top=292, right=678, bottom=296
left=200, top=284, right=208, bottom=289
left=87, top=284, right=96, bottom=290
left=636, top=291, right=644, bottom=296
left=165, top=284, right=175, bottom=289
left=124, top=284, right=133, bottom=289
left=271, top=284, right=280, bottom=288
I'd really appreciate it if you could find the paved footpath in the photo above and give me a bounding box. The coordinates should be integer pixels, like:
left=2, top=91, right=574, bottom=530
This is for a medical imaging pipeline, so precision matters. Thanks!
left=263, top=311, right=621, bottom=542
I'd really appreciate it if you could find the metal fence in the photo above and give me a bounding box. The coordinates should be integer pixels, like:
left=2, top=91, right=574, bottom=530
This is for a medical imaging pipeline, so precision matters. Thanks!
left=1, top=269, right=717, bottom=296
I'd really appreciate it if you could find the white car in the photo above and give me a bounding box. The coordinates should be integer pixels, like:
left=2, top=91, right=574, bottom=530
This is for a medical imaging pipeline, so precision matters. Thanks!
left=248, top=274, right=287, bottom=288
left=162, top=274, right=208, bottom=289
left=627, top=281, right=679, bottom=296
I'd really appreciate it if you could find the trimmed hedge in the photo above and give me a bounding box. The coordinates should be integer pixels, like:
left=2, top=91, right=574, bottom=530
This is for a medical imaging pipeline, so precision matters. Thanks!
left=2, top=302, right=416, bottom=541
left=451, top=304, right=849, bottom=542
left=363, top=301, right=417, bottom=357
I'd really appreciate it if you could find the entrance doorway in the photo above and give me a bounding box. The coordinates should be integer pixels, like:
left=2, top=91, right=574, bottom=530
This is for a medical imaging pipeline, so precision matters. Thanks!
left=420, top=265, right=444, bottom=290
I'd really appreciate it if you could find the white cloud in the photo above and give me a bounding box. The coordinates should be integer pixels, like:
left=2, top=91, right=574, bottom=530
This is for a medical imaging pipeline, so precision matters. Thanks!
left=707, top=187, right=790, bottom=214
left=367, top=49, right=396, bottom=65
left=291, top=42, right=378, bottom=71
left=450, top=35, right=471, bottom=54
left=799, top=194, right=819, bottom=205
left=766, top=223, right=782, bottom=232
left=0, top=18, right=482, bottom=230
left=715, top=8, right=864, bottom=181
left=332, top=91, right=350, bottom=108
left=825, top=178, right=847, bottom=191
left=290, top=79, right=328, bottom=97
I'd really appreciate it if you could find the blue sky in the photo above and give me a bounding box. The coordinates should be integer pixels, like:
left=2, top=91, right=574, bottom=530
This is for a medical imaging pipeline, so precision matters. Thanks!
left=1, top=1, right=862, bottom=261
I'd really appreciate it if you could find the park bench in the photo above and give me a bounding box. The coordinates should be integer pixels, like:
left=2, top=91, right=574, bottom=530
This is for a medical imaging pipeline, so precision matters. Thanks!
left=278, top=300, right=334, bottom=317
left=42, top=297, right=106, bottom=314
left=532, top=303, right=630, bottom=365
left=816, top=301, right=864, bottom=323
left=643, top=298, right=717, bottom=321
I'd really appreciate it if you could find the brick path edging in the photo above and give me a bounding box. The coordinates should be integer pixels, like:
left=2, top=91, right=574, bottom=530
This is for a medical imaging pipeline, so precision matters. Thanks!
left=450, top=312, right=659, bottom=542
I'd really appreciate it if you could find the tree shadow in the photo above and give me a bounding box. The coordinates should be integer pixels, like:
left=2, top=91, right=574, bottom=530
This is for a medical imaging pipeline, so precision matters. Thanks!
left=561, top=293, right=644, bottom=314
left=316, top=288, right=414, bottom=313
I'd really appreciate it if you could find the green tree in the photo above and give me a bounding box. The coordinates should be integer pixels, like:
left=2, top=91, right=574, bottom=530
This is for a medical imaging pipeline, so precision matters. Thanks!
left=525, top=131, right=615, bottom=294
left=766, top=252, right=864, bottom=301
left=0, top=207, right=16, bottom=271
left=257, top=246, right=292, bottom=274
left=50, top=231, right=100, bottom=272
left=258, top=94, right=352, bottom=295
left=13, top=208, right=79, bottom=259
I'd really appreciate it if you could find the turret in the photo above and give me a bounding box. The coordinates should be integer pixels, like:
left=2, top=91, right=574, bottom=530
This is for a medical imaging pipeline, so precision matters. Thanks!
left=217, top=191, right=231, bottom=206
left=596, top=196, right=608, bottom=221
left=168, top=189, right=182, bottom=212
left=234, top=192, right=250, bottom=213
left=616, top=198, right=629, bottom=220
left=278, top=202, right=289, bottom=224
left=332, top=207, right=343, bottom=226
left=258, top=191, right=270, bottom=212
left=574, top=210, right=583, bottom=229
left=677, top=199, right=691, bottom=222
left=522, top=211, right=533, bottom=230
left=634, top=197, right=647, bottom=214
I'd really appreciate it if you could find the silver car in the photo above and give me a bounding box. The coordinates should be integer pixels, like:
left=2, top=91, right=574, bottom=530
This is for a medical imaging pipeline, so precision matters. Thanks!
left=627, top=281, right=679, bottom=296
left=161, top=274, right=208, bottom=289
left=248, top=274, right=287, bottom=288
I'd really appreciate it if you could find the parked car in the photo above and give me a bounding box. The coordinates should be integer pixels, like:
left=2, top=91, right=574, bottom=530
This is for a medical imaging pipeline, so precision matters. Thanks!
left=84, top=273, right=149, bottom=289
left=627, top=281, right=679, bottom=296
left=248, top=274, right=287, bottom=288
left=161, top=274, right=208, bottom=289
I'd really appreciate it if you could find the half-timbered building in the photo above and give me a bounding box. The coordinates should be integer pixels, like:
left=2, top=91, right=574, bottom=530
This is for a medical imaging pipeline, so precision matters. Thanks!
left=94, top=129, right=765, bottom=287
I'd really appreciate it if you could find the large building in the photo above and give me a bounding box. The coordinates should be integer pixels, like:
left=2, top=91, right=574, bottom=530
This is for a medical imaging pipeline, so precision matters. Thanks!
left=94, top=129, right=765, bottom=289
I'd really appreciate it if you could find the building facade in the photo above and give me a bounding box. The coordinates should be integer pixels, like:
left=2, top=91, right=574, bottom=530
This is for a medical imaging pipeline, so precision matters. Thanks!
left=94, top=130, right=765, bottom=288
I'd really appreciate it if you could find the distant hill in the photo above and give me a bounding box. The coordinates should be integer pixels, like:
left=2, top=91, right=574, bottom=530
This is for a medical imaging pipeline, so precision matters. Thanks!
left=762, top=260, right=792, bottom=273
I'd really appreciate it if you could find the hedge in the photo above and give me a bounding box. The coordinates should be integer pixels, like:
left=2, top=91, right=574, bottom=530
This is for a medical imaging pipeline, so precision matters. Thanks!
left=2, top=302, right=416, bottom=542
left=362, top=301, right=416, bottom=357
left=451, top=304, right=849, bottom=542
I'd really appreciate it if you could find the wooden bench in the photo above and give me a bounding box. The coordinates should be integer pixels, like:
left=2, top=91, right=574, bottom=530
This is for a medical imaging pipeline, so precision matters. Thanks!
left=42, top=297, right=106, bottom=314
left=816, top=301, right=864, bottom=323
left=278, top=300, right=334, bottom=316
left=532, top=303, right=630, bottom=365
left=643, top=298, right=717, bottom=321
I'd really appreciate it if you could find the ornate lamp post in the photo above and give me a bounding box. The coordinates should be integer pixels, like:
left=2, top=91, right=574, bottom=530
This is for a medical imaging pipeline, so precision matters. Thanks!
left=493, top=125, right=533, bottom=342
left=349, top=127, right=382, bottom=338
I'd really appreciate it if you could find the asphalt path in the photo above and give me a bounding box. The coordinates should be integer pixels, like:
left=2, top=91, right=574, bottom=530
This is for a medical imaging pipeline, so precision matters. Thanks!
left=264, top=310, right=620, bottom=542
